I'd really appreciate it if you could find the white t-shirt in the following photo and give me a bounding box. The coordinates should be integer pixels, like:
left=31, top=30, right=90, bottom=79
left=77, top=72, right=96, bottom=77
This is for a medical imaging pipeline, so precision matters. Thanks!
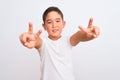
left=37, top=36, right=75, bottom=80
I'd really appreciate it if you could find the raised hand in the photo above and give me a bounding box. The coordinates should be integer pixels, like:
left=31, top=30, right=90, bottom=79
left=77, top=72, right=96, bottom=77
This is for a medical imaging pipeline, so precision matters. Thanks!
left=19, top=22, right=42, bottom=49
left=70, top=18, right=100, bottom=46
left=78, top=18, right=100, bottom=41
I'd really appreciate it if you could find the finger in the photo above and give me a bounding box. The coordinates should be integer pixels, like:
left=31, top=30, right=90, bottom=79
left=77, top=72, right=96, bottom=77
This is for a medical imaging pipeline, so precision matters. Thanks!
left=19, top=33, right=28, bottom=46
left=24, top=42, right=34, bottom=49
left=94, top=27, right=100, bottom=37
left=28, top=22, right=33, bottom=33
left=88, top=18, right=93, bottom=28
left=21, top=33, right=29, bottom=43
left=36, top=30, right=42, bottom=36
left=78, top=26, right=87, bottom=32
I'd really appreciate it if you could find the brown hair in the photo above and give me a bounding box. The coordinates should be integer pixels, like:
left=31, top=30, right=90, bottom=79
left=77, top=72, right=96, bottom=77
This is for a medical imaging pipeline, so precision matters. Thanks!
left=42, top=6, right=64, bottom=23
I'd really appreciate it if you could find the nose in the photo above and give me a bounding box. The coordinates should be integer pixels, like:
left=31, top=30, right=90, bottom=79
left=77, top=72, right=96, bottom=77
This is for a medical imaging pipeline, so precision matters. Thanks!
left=52, top=21, right=57, bottom=28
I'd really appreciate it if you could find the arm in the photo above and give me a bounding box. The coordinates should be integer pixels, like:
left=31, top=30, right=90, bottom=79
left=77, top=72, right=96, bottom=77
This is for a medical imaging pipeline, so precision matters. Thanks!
left=19, top=22, right=42, bottom=49
left=70, top=18, right=100, bottom=46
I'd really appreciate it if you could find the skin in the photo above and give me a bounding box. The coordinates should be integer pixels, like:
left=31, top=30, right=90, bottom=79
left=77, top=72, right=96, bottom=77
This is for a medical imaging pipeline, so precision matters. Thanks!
left=70, top=18, right=100, bottom=46
left=19, top=11, right=100, bottom=49
left=42, top=11, right=66, bottom=40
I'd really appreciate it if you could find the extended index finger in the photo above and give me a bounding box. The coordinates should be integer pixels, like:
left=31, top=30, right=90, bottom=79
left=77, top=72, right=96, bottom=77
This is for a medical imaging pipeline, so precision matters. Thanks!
left=28, top=22, right=33, bottom=33
left=88, top=18, right=93, bottom=28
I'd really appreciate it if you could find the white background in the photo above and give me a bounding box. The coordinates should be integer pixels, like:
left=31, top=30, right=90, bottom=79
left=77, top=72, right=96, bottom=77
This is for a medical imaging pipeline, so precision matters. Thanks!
left=0, top=0, right=120, bottom=80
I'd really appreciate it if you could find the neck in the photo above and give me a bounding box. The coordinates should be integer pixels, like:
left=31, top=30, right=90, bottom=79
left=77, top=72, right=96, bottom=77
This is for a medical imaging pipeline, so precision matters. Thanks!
left=48, top=35, right=61, bottom=41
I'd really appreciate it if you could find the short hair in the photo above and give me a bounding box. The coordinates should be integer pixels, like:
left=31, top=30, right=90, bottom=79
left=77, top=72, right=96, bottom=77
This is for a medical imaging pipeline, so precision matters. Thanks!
left=42, top=6, right=64, bottom=23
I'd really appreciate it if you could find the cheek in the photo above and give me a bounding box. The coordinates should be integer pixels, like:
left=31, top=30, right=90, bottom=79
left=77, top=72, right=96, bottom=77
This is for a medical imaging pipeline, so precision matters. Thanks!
left=46, top=27, right=52, bottom=33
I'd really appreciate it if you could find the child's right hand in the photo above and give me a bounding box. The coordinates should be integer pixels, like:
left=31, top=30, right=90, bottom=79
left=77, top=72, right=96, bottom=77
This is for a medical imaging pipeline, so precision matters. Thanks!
left=19, top=22, right=42, bottom=49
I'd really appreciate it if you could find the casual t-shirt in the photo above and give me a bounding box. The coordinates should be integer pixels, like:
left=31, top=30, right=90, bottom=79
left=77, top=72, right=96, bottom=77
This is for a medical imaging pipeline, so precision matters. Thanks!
left=37, top=36, right=75, bottom=80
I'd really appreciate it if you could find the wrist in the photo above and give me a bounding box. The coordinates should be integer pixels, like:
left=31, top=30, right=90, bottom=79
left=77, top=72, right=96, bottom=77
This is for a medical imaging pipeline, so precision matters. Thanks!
left=35, top=38, right=42, bottom=49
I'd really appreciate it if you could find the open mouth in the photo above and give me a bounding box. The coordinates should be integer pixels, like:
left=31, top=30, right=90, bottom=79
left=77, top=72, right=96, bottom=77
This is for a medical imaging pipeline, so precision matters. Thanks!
left=52, top=29, right=58, bottom=33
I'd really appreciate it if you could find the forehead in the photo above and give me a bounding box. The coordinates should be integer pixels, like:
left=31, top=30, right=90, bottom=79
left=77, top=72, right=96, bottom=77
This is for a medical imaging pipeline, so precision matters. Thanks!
left=45, top=11, right=62, bottom=21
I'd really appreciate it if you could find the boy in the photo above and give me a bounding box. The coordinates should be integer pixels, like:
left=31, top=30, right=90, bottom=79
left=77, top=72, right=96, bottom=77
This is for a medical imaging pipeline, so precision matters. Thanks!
left=19, top=6, right=100, bottom=80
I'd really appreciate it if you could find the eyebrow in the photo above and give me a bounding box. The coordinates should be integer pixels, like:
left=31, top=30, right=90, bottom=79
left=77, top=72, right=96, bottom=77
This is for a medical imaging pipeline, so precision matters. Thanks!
left=46, top=18, right=61, bottom=22
left=46, top=19, right=51, bottom=22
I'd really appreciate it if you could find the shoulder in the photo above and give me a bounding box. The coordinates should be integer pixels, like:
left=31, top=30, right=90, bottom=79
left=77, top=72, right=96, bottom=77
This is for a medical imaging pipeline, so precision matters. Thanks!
left=61, top=36, right=73, bottom=47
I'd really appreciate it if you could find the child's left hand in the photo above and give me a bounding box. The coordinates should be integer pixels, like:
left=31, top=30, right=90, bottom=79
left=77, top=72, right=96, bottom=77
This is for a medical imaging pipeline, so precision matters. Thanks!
left=78, top=18, right=100, bottom=41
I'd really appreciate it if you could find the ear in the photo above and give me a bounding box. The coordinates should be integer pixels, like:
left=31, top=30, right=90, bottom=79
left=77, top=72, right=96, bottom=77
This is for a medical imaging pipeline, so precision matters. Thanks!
left=63, top=21, right=66, bottom=28
left=42, top=23, right=46, bottom=30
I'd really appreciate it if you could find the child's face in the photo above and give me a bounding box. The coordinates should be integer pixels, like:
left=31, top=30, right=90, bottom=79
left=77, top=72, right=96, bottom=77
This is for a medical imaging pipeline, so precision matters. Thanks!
left=42, top=11, right=66, bottom=40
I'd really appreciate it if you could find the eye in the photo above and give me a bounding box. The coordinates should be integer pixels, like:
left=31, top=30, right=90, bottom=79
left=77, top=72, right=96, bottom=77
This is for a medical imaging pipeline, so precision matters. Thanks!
left=46, top=21, right=52, bottom=24
left=56, top=20, right=60, bottom=23
left=48, top=21, right=52, bottom=24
